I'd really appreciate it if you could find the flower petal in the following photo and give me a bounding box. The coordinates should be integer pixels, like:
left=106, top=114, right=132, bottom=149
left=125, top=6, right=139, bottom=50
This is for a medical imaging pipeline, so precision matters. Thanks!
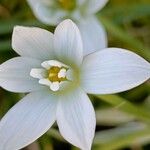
left=57, top=88, right=96, bottom=150
left=54, top=19, right=83, bottom=66
left=12, top=26, right=54, bottom=60
left=81, top=48, right=150, bottom=94
left=27, top=0, right=66, bottom=25
left=83, top=0, right=109, bottom=14
left=27, top=0, right=86, bottom=25
left=77, top=16, right=107, bottom=55
left=0, top=90, right=57, bottom=150
left=0, top=57, right=44, bottom=93
left=35, top=2, right=67, bottom=25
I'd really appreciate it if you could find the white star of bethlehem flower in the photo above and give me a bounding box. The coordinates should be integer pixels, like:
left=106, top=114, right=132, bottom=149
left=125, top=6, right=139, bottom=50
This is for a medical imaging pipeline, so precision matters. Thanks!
left=0, top=19, right=150, bottom=150
left=27, top=0, right=109, bottom=55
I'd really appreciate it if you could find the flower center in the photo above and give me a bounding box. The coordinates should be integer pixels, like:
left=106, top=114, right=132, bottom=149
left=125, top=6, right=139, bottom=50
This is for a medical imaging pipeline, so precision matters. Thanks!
left=48, top=66, right=67, bottom=82
left=58, top=0, right=76, bottom=11
left=30, top=60, right=72, bottom=92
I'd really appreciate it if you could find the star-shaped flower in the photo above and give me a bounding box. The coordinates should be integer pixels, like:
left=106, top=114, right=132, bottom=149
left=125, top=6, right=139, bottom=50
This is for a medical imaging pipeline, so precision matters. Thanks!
left=27, top=0, right=108, bottom=55
left=0, top=19, right=150, bottom=150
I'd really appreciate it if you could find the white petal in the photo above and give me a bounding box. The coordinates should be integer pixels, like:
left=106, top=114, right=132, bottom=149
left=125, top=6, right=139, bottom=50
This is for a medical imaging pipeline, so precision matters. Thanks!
left=59, top=81, right=70, bottom=90
left=57, top=88, right=96, bottom=150
left=66, top=69, right=74, bottom=81
left=27, top=0, right=66, bottom=25
left=81, top=48, right=150, bottom=94
left=0, top=57, right=44, bottom=93
left=36, top=3, right=67, bottom=25
left=54, top=19, right=83, bottom=66
left=83, top=0, right=109, bottom=14
left=30, top=68, right=47, bottom=79
left=77, top=16, right=107, bottom=55
left=12, top=26, right=54, bottom=60
left=0, top=90, right=58, bottom=150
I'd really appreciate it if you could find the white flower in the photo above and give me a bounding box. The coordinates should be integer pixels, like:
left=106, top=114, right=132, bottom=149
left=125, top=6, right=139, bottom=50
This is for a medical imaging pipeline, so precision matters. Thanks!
left=0, top=19, right=150, bottom=150
left=27, top=0, right=108, bottom=55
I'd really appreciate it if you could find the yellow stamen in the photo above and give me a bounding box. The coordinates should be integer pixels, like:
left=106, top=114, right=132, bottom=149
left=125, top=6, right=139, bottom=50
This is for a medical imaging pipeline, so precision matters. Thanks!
left=48, top=66, right=67, bottom=82
left=58, top=0, right=76, bottom=11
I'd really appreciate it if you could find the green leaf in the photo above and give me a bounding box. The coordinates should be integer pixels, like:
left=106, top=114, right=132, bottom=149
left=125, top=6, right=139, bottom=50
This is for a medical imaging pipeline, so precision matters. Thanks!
left=94, top=122, right=150, bottom=150
left=96, top=94, right=150, bottom=124
left=96, top=108, right=134, bottom=126
left=101, top=4, right=150, bottom=24
left=0, top=40, right=11, bottom=51
left=98, top=16, right=150, bottom=60
left=0, top=19, right=45, bottom=35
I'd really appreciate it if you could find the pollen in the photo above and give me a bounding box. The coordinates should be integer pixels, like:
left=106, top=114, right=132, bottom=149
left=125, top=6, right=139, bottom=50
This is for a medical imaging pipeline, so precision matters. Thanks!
left=58, top=0, right=76, bottom=11
left=48, top=66, right=67, bottom=82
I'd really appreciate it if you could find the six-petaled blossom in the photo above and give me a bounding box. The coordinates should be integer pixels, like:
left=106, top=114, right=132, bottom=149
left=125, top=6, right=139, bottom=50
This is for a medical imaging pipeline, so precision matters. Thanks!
left=27, top=0, right=108, bottom=55
left=0, top=19, right=150, bottom=150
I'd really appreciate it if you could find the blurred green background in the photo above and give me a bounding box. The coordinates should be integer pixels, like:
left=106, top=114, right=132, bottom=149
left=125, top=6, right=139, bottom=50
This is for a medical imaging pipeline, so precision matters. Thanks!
left=0, top=0, right=150, bottom=150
